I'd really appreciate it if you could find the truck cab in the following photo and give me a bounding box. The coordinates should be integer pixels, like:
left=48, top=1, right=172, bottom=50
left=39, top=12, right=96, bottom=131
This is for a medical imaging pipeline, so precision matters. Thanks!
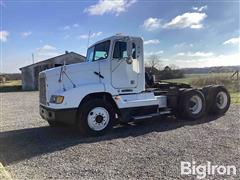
left=39, top=34, right=230, bottom=135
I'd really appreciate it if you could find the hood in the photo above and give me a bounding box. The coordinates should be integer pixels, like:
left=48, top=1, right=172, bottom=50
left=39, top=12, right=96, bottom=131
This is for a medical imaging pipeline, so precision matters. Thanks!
left=41, top=61, right=100, bottom=97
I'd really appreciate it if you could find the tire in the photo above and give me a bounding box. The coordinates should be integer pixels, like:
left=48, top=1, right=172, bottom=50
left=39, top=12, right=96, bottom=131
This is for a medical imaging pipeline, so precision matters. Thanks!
left=179, top=89, right=206, bottom=120
left=202, top=85, right=215, bottom=113
left=77, top=99, right=115, bottom=135
left=209, top=86, right=230, bottom=115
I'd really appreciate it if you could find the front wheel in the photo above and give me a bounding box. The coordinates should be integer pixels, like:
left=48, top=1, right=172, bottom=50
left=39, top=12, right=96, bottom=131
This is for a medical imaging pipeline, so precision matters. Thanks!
left=77, top=99, right=115, bottom=135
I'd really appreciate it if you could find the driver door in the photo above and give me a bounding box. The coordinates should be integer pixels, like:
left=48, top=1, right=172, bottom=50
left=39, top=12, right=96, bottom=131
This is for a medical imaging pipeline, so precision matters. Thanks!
left=111, top=39, right=139, bottom=90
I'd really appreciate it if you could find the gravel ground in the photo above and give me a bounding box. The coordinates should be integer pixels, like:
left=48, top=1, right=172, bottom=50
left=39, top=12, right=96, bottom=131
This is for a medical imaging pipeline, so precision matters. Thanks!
left=0, top=91, right=240, bottom=180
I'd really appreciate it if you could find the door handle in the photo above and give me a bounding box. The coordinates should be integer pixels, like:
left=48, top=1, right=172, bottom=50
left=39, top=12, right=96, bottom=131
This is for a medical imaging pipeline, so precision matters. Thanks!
left=94, top=71, right=104, bottom=79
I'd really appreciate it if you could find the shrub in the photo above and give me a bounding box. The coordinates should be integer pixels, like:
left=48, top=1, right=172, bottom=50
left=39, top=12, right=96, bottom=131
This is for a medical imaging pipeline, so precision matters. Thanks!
left=190, top=75, right=240, bottom=92
left=157, top=70, right=184, bottom=80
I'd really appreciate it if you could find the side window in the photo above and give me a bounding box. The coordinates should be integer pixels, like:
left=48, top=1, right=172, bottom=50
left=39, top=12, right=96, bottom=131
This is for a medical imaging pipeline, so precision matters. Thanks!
left=93, top=40, right=110, bottom=61
left=132, top=43, right=136, bottom=59
left=113, top=41, right=128, bottom=59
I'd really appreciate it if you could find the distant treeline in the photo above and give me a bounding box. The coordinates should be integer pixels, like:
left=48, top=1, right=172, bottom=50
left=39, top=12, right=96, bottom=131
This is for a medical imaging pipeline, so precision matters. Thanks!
left=182, top=65, right=240, bottom=74
left=0, top=73, right=21, bottom=80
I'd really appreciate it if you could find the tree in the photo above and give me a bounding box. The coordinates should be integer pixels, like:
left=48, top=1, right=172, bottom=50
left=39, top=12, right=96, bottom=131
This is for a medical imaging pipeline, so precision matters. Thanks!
left=169, top=64, right=179, bottom=70
left=145, top=54, right=162, bottom=70
left=160, top=65, right=184, bottom=80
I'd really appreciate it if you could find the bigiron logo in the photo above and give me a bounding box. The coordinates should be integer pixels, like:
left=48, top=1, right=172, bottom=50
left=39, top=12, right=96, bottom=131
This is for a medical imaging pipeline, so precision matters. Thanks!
left=180, top=161, right=237, bottom=179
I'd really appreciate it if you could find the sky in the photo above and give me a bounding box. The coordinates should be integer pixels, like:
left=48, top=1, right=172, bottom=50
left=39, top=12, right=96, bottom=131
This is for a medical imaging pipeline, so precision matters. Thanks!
left=0, top=0, right=240, bottom=73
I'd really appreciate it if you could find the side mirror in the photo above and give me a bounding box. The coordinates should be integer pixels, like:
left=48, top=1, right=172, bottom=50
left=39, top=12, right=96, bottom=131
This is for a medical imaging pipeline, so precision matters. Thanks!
left=125, top=56, right=133, bottom=64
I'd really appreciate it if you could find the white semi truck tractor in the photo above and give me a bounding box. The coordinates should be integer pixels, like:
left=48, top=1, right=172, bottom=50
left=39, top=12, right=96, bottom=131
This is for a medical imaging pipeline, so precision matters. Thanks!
left=39, top=35, right=230, bottom=135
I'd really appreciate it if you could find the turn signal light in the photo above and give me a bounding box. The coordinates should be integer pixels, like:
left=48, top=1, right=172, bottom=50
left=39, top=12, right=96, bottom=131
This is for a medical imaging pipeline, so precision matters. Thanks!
left=50, top=95, right=64, bottom=104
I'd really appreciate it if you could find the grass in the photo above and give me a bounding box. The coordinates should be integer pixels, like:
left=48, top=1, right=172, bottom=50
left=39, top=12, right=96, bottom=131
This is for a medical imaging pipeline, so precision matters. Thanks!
left=0, top=80, right=22, bottom=92
left=231, top=92, right=240, bottom=104
left=166, top=73, right=233, bottom=84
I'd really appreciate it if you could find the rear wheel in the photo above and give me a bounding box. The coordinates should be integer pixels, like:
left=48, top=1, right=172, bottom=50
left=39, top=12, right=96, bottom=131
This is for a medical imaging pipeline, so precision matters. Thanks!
left=77, top=99, right=115, bottom=135
left=202, top=85, right=214, bottom=113
left=179, top=89, right=206, bottom=120
left=209, top=86, right=230, bottom=115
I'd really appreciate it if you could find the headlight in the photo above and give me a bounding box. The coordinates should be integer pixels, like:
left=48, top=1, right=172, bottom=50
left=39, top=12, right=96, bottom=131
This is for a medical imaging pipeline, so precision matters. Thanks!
left=50, top=95, right=64, bottom=104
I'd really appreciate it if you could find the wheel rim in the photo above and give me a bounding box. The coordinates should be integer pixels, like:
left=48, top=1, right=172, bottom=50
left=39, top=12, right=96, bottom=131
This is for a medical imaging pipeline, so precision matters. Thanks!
left=87, top=107, right=110, bottom=131
left=216, top=91, right=228, bottom=109
left=189, top=95, right=203, bottom=114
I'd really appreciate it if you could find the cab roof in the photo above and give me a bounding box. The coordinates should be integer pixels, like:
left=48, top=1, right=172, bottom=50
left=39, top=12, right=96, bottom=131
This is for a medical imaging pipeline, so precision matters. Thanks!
left=89, top=34, right=143, bottom=48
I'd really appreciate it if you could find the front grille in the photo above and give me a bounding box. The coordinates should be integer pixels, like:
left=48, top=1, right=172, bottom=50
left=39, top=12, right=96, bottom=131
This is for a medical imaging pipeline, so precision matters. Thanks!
left=39, top=75, right=46, bottom=105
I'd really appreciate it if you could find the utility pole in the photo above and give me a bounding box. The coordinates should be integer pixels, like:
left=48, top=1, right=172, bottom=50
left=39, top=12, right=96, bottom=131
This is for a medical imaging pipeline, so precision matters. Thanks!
left=32, top=53, right=35, bottom=64
left=87, top=30, right=91, bottom=48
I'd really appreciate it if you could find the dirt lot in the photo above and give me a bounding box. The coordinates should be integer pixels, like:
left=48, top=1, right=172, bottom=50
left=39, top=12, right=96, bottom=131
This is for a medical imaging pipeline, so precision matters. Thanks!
left=0, top=91, right=240, bottom=179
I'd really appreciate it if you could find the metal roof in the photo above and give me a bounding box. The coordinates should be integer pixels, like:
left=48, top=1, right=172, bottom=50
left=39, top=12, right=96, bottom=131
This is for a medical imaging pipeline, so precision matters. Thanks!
left=19, top=52, right=85, bottom=70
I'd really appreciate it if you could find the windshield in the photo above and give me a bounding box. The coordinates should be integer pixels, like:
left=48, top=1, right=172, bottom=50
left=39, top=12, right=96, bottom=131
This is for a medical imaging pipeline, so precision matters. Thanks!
left=86, top=40, right=110, bottom=62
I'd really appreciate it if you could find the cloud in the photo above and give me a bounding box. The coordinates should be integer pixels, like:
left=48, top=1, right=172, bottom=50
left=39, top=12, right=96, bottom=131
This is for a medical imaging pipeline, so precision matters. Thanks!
left=63, top=26, right=70, bottom=30
left=21, top=31, right=32, bottom=38
left=177, top=51, right=214, bottom=57
left=145, top=50, right=164, bottom=56
left=190, top=24, right=203, bottom=29
left=192, top=5, right=207, bottom=12
left=177, top=52, right=185, bottom=56
left=174, top=42, right=193, bottom=48
left=171, top=53, right=240, bottom=68
left=38, top=44, right=57, bottom=51
left=78, top=32, right=102, bottom=39
left=142, top=17, right=161, bottom=31
left=61, top=23, right=80, bottom=31
left=37, top=51, right=59, bottom=58
left=164, top=12, right=207, bottom=29
left=223, top=37, right=240, bottom=45
left=0, top=30, right=9, bottom=42
left=36, top=44, right=59, bottom=60
left=84, top=0, right=137, bottom=16
left=143, top=11, right=207, bottom=31
left=144, top=39, right=160, bottom=45
left=72, top=23, right=79, bottom=28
